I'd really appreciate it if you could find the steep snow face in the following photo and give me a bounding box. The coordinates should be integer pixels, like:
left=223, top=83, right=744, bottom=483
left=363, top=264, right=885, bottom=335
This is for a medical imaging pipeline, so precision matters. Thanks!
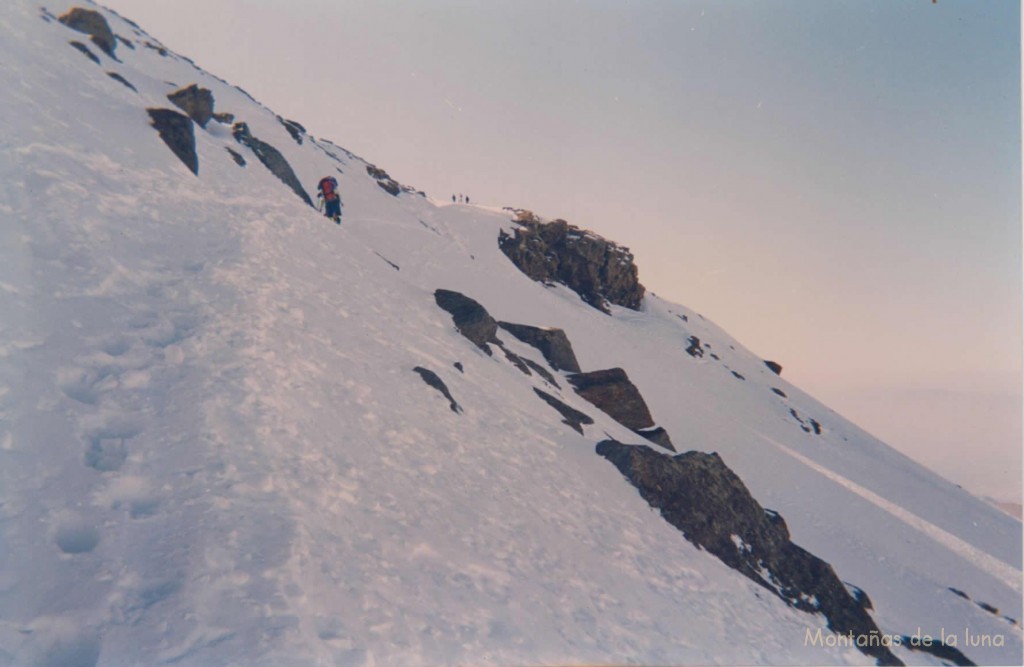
left=1, top=1, right=1020, bottom=666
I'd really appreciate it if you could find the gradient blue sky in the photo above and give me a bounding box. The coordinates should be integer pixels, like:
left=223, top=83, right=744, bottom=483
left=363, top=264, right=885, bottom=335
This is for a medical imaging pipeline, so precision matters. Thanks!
left=99, top=0, right=1022, bottom=501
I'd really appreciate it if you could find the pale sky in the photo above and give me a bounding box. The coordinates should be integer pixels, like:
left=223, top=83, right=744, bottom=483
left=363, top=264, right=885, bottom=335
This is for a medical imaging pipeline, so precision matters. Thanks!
left=98, top=0, right=1021, bottom=501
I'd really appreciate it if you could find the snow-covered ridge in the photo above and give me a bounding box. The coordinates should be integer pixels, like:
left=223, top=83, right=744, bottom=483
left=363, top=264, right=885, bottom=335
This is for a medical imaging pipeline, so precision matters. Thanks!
left=1, top=1, right=1020, bottom=665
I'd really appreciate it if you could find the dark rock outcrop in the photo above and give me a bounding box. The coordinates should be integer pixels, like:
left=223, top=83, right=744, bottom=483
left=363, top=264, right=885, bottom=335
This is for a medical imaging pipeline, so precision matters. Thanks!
left=765, top=360, right=783, bottom=375
left=533, top=388, right=594, bottom=434
left=59, top=7, right=116, bottom=58
left=899, top=637, right=974, bottom=666
left=147, top=108, right=197, bottom=175
left=433, top=289, right=499, bottom=355
left=106, top=71, right=137, bottom=92
left=213, top=112, right=235, bottom=124
left=167, top=84, right=214, bottom=128
left=278, top=116, right=306, bottom=144
left=69, top=41, right=100, bottom=64
left=771, top=388, right=788, bottom=398
left=232, top=122, right=313, bottom=206
left=568, top=368, right=676, bottom=450
left=634, top=426, right=676, bottom=452
left=366, top=165, right=401, bottom=196
left=596, top=440, right=901, bottom=666
left=568, top=368, right=654, bottom=431
left=498, top=217, right=644, bottom=313
left=412, top=367, right=461, bottom=414
left=500, top=345, right=531, bottom=375
left=225, top=147, right=246, bottom=166
left=498, top=322, right=581, bottom=373
left=685, top=336, right=704, bottom=358
left=522, top=358, right=559, bottom=388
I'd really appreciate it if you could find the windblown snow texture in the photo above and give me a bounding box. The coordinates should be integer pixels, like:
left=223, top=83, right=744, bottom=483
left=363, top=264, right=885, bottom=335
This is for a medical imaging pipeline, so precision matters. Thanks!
left=0, top=1, right=1020, bottom=666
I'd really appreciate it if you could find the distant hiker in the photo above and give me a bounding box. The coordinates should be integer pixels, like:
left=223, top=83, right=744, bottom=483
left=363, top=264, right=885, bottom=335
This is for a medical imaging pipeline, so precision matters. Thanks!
left=452, top=194, right=456, bottom=203
left=466, top=195, right=470, bottom=204
left=317, top=176, right=341, bottom=224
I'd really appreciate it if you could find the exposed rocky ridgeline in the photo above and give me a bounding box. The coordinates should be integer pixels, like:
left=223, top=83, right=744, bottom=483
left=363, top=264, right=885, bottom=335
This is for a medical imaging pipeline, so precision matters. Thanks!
left=167, top=84, right=214, bottom=128
left=568, top=369, right=675, bottom=451
left=497, top=322, right=581, bottom=373
left=596, top=440, right=902, bottom=666
left=232, top=122, right=313, bottom=207
left=59, top=7, right=117, bottom=58
left=498, top=215, right=644, bottom=314
left=146, top=108, right=197, bottom=175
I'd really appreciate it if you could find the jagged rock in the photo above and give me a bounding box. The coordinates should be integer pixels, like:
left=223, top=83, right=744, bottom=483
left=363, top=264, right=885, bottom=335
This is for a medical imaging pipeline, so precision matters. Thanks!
left=147, top=108, right=197, bottom=175
left=533, top=388, right=593, bottom=435
left=809, top=418, right=822, bottom=435
left=685, top=336, right=704, bottom=358
left=596, top=440, right=901, bottom=666
left=635, top=426, right=676, bottom=452
left=498, top=322, right=581, bottom=373
left=522, top=358, right=559, bottom=388
left=453, top=362, right=464, bottom=373
left=68, top=41, right=100, bottom=64
left=106, top=71, right=136, bottom=92
left=765, top=360, right=783, bottom=375
left=412, top=367, right=461, bottom=414
left=213, top=112, right=235, bottom=124
left=232, top=122, right=313, bottom=207
left=167, top=84, right=214, bottom=128
left=278, top=116, right=305, bottom=144
left=568, top=368, right=654, bottom=431
left=844, top=582, right=873, bottom=610
left=498, top=217, right=644, bottom=313
left=771, top=388, right=788, bottom=398
left=225, top=147, right=246, bottom=166
left=433, top=289, right=499, bottom=355
left=144, top=41, right=168, bottom=57
left=499, top=345, right=531, bottom=375
left=115, top=34, right=134, bottom=50
left=59, top=7, right=116, bottom=58
left=731, top=371, right=745, bottom=381
left=366, top=165, right=401, bottom=196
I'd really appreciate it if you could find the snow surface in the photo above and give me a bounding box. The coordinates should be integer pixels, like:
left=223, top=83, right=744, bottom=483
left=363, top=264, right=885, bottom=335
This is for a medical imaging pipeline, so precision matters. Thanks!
left=0, top=1, right=1020, bottom=665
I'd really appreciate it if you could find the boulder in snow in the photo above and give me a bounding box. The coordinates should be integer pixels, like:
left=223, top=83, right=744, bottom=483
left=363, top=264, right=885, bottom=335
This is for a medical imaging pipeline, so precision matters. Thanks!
left=433, top=289, right=499, bottom=355
left=497, top=322, right=581, bottom=373
left=167, top=84, right=215, bottom=128
left=147, top=108, right=198, bottom=175
left=59, top=7, right=116, bottom=58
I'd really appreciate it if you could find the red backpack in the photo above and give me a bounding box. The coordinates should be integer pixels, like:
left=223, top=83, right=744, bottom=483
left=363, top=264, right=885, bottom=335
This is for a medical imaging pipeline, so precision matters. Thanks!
left=319, top=176, right=338, bottom=201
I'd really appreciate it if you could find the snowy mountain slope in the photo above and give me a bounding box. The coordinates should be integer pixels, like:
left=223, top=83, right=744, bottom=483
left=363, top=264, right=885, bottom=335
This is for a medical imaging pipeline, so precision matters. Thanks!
left=1, top=1, right=1020, bottom=665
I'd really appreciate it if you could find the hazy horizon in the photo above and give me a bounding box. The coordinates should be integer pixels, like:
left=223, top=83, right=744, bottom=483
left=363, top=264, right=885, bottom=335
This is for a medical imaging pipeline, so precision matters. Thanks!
left=98, top=0, right=1022, bottom=502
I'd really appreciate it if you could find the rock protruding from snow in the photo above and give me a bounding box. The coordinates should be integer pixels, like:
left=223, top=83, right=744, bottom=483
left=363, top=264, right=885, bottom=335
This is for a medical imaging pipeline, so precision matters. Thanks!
left=167, top=84, right=215, bottom=128
left=498, top=322, right=581, bottom=373
left=764, top=360, right=783, bottom=375
left=59, top=7, right=116, bottom=58
left=434, top=289, right=499, bottom=355
left=596, top=440, right=901, bottom=666
left=498, top=217, right=644, bottom=313
left=413, top=367, right=462, bottom=414
left=147, top=108, right=197, bottom=175
left=68, top=41, right=100, bottom=65
left=232, top=122, right=313, bottom=207
left=366, top=165, right=401, bottom=196
left=533, top=388, right=593, bottom=434
left=277, top=116, right=306, bottom=145
left=568, top=368, right=674, bottom=450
